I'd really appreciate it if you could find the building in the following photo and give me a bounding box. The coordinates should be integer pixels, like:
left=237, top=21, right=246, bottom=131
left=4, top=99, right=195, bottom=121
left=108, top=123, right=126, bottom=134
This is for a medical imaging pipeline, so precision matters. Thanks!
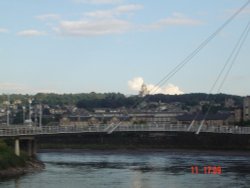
left=60, top=114, right=131, bottom=126
left=234, top=109, right=242, bottom=123
left=243, top=96, right=250, bottom=121
left=60, top=111, right=185, bottom=127
left=0, top=111, right=6, bottom=125
left=129, top=111, right=184, bottom=125
left=176, top=113, right=234, bottom=126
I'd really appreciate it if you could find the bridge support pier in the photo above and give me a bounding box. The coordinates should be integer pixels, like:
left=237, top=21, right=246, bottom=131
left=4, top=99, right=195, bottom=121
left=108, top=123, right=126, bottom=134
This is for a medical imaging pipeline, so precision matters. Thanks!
left=27, top=139, right=36, bottom=157
left=14, top=137, right=37, bottom=157
left=15, top=139, right=20, bottom=156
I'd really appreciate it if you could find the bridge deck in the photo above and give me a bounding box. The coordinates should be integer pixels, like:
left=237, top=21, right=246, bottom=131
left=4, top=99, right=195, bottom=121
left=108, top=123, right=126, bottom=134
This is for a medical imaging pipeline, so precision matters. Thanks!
left=0, top=124, right=250, bottom=137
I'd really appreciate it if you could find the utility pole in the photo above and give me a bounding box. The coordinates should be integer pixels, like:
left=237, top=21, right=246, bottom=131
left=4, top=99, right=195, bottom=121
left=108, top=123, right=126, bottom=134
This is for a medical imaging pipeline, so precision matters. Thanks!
left=7, top=94, right=10, bottom=126
left=28, top=98, right=32, bottom=126
left=39, top=104, right=42, bottom=127
left=22, top=106, right=26, bottom=124
left=34, top=106, right=37, bottom=126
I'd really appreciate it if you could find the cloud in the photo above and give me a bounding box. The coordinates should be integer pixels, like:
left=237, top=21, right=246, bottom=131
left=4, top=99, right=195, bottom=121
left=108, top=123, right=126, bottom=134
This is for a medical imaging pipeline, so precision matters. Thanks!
left=116, top=4, right=143, bottom=12
left=0, top=83, right=57, bottom=94
left=128, top=77, right=184, bottom=95
left=52, top=8, right=199, bottom=37
left=56, top=19, right=132, bottom=36
left=0, top=28, right=8, bottom=33
left=85, top=4, right=143, bottom=18
left=55, top=4, right=142, bottom=37
left=74, top=0, right=123, bottom=4
left=36, top=14, right=61, bottom=21
left=147, top=83, right=184, bottom=95
left=144, top=12, right=203, bottom=30
left=128, top=77, right=144, bottom=91
left=17, top=29, right=46, bottom=37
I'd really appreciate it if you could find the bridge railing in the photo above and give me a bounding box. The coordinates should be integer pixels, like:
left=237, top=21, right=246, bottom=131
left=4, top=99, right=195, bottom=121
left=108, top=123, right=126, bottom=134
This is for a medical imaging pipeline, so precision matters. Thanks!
left=114, top=124, right=189, bottom=132
left=195, top=124, right=250, bottom=134
left=0, top=124, right=110, bottom=137
left=1, top=123, right=250, bottom=137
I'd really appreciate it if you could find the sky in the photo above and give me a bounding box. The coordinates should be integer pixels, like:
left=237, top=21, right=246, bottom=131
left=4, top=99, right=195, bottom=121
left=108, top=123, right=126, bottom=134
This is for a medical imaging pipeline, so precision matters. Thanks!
left=0, top=0, right=250, bottom=96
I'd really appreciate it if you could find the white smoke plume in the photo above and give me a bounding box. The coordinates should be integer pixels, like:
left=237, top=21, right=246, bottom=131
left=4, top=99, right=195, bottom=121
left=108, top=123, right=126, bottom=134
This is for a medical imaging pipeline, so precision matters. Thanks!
left=128, top=77, right=184, bottom=95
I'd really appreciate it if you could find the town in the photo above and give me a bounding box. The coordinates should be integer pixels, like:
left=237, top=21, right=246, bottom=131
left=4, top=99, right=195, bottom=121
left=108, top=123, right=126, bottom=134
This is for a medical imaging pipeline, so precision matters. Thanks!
left=1, top=90, right=250, bottom=128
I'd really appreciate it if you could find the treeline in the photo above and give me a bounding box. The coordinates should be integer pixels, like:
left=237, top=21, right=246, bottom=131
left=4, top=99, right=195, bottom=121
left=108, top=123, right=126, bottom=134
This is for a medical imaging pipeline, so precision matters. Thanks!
left=0, top=93, right=133, bottom=106
left=0, top=92, right=243, bottom=109
left=146, top=93, right=243, bottom=107
left=76, top=93, right=138, bottom=110
left=34, top=92, right=139, bottom=108
left=0, top=92, right=139, bottom=108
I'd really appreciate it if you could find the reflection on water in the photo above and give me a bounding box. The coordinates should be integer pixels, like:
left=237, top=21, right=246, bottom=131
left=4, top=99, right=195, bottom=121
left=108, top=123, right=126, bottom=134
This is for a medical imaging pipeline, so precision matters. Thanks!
left=1, top=150, right=250, bottom=188
left=14, top=179, right=20, bottom=188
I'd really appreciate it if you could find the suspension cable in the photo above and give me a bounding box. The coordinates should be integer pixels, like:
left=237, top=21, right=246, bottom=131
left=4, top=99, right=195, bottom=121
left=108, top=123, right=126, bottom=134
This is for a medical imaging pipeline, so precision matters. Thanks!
left=195, top=21, right=250, bottom=134
left=133, top=0, right=250, bottom=109
left=149, top=0, right=250, bottom=95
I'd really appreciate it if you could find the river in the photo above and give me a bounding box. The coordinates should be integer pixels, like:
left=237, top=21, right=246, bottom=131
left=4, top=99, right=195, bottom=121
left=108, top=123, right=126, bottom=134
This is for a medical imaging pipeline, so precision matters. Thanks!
left=1, top=150, right=250, bottom=188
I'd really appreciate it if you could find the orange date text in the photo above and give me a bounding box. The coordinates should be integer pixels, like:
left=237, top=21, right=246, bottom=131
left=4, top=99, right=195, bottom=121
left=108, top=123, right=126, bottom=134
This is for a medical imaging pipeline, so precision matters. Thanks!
left=191, top=166, right=222, bottom=174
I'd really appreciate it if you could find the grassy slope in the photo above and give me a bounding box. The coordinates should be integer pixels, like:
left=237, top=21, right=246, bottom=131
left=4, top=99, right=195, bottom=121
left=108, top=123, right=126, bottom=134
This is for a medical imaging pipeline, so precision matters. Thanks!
left=0, top=139, right=28, bottom=170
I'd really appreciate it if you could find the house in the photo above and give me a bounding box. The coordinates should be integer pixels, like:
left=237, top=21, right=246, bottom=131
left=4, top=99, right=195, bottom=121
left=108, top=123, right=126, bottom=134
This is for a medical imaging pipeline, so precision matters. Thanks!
left=176, top=113, right=234, bottom=126
left=94, top=108, right=108, bottom=113
left=234, top=109, right=242, bottom=123
left=60, top=110, right=185, bottom=127
left=128, top=111, right=184, bottom=125
left=60, top=114, right=127, bottom=126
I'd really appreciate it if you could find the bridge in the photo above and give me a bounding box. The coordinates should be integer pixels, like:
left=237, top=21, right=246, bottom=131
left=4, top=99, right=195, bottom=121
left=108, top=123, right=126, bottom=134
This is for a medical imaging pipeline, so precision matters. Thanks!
left=1, top=123, right=250, bottom=157
left=1, top=124, right=250, bottom=137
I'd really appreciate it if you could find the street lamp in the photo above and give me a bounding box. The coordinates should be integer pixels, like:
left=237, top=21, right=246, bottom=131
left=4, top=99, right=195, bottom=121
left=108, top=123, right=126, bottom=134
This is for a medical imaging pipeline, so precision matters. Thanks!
left=6, top=95, right=10, bottom=126
left=22, top=106, right=26, bottom=124
left=39, top=104, right=42, bottom=127
left=28, top=98, right=33, bottom=126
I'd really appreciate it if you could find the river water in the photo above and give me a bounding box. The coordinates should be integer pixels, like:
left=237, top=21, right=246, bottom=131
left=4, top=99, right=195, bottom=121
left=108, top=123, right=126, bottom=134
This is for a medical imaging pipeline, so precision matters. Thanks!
left=1, top=150, right=250, bottom=188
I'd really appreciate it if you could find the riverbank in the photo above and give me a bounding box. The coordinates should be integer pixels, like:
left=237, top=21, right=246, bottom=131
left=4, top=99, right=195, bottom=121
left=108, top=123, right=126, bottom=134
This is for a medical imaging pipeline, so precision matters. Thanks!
left=0, top=139, right=44, bottom=179
left=0, top=158, right=44, bottom=179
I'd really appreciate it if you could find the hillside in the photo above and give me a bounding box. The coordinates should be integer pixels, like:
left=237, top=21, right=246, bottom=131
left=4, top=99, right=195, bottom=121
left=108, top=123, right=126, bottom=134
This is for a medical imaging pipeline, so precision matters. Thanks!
left=0, top=92, right=243, bottom=109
